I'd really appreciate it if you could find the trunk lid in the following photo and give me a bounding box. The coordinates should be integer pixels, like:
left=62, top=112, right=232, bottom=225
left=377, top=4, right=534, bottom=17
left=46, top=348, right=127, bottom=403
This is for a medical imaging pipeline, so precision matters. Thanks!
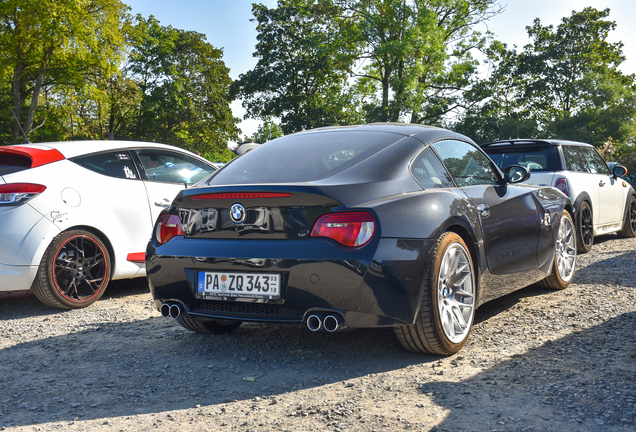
left=174, top=185, right=343, bottom=240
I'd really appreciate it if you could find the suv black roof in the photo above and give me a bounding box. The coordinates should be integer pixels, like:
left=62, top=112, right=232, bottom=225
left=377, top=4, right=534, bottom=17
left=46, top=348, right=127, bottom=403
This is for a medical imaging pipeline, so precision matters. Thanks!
left=480, top=139, right=594, bottom=148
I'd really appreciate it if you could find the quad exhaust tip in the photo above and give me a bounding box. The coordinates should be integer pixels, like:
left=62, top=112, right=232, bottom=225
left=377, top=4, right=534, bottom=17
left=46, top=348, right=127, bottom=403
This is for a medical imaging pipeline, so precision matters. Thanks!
left=161, top=302, right=183, bottom=319
left=307, top=314, right=323, bottom=331
left=306, top=312, right=345, bottom=332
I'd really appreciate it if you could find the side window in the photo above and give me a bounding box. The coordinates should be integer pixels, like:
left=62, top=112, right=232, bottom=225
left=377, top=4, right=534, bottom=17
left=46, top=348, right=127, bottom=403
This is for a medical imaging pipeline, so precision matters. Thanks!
left=136, top=149, right=216, bottom=186
left=72, top=151, right=139, bottom=180
left=410, top=147, right=454, bottom=189
left=431, top=140, right=499, bottom=187
left=562, top=146, right=590, bottom=173
left=580, top=147, right=611, bottom=175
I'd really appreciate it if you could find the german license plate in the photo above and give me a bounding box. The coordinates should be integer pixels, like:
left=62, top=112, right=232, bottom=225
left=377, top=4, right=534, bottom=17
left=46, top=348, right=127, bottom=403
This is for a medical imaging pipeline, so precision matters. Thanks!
left=197, top=271, right=281, bottom=299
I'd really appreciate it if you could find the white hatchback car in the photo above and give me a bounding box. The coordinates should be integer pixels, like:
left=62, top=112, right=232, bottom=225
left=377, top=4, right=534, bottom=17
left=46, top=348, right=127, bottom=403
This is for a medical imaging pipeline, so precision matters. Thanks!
left=482, top=139, right=636, bottom=253
left=0, top=140, right=218, bottom=308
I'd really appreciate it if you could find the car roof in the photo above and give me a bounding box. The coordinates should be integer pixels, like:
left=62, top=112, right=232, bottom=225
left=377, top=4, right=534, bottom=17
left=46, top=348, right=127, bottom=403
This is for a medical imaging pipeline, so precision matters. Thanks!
left=3, top=140, right=199, bottom=160
left=293, top=122, right=473, bottom=143
left=481, top=138, right=595, bottom=148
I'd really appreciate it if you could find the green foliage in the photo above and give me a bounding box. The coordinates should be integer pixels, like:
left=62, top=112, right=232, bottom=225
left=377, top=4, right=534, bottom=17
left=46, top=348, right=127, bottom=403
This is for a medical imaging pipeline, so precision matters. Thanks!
left=234, top=0, right=501, bottom=133
left=128, top=16, right=240, bottom=154
left=0, top=0, right=129, bottom=143
left=232, top=1, right=364, bottom=135
left=247, top=118, right=284, bottom=143
left=455, top=7, right=636, bottom=147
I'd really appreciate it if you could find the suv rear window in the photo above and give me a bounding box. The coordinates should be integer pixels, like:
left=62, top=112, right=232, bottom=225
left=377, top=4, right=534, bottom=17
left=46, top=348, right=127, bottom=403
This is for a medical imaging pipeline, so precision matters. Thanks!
left=483, top=144, right=561, bottom=172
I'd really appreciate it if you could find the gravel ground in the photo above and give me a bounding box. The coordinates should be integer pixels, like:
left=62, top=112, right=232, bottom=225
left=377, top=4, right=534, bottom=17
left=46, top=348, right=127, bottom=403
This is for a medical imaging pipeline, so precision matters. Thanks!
left=0, top=234, right=634, bottom=432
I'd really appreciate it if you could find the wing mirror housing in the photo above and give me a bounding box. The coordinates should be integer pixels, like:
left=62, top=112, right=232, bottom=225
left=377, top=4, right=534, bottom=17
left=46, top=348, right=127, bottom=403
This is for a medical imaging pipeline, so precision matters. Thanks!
left=612, top=164, right=628, bottom=178
left=503, top=165, right=531, bottom=184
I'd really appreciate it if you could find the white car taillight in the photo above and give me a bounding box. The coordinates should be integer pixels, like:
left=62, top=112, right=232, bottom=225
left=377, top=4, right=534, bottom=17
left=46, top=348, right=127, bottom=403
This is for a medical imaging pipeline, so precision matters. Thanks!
left=0, top=183, right=46, bottom=206
left=155, top=214, right=184, bottom=245
left=554, top=178, right=569, bottom=197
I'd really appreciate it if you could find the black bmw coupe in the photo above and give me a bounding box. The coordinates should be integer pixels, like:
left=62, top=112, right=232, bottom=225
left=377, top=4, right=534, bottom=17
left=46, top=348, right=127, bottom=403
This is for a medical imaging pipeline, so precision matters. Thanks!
left=146, top=124, right=576, bottom=355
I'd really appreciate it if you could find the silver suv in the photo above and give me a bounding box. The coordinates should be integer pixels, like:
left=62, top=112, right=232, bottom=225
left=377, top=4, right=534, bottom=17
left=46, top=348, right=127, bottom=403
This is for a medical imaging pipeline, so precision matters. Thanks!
left=481, top=139, right=636, bottom=253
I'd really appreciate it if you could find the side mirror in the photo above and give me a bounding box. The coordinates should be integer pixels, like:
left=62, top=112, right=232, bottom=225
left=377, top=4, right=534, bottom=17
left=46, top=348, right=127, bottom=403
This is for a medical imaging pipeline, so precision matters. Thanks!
left=612, top=164, right=628, bottom=178
left=503, top=165, right=531, bottom=184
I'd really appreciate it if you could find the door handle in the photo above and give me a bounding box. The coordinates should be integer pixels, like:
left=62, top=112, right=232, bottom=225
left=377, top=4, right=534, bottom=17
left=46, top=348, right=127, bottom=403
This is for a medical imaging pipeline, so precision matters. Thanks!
left=477, top=203, right=490, bottom=217
left=599, top=180, right=606, bottom=187
left=155, top=198, right=171, bottom=208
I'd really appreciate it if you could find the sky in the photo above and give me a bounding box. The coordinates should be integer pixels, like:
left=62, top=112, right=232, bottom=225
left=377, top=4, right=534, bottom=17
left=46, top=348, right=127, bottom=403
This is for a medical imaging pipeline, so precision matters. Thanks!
left=123, top=0, right=636, bottom=138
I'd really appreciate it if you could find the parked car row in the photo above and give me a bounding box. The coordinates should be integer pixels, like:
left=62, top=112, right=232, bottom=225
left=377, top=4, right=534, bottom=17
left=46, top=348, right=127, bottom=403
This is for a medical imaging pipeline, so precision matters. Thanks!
left=1, top=125, right=634, bottom=356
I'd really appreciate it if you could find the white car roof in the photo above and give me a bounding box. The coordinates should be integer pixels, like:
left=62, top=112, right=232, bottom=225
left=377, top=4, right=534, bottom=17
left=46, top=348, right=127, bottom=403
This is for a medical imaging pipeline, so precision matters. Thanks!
left=9, top=140, right=200, bottom=160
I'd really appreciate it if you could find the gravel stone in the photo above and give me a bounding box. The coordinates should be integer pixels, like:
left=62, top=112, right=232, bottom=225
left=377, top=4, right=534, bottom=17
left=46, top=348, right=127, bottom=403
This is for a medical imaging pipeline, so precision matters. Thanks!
left=0, top=234, right=634, bottom=431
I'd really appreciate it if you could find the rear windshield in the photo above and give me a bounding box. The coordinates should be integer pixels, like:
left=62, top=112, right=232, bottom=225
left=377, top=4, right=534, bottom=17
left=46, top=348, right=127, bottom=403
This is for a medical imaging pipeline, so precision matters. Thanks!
left=208, top=131, right=399, bottom=184
left=483, top=144, right=561, bottom=172
left=0, top=155, right=31, bottom=176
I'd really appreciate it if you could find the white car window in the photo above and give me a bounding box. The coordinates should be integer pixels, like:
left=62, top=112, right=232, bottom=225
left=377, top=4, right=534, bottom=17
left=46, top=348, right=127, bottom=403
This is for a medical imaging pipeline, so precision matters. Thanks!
left=72, top=151, right=140, bottom=180
left=136, top=149, right=215, bottom=186
left=580, top=147, right=611, bottom=175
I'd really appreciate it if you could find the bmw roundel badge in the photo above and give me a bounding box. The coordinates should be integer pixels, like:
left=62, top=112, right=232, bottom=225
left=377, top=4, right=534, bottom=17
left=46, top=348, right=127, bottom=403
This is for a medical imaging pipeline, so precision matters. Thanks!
left=230, top=203, right=246, bottom=224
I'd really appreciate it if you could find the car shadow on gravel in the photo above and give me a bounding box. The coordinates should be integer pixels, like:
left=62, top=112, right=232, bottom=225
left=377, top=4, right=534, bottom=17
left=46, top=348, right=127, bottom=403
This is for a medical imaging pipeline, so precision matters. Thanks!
left=420, top=311, right=636, bottom=431
left=1, top=249, right=634, bottom=429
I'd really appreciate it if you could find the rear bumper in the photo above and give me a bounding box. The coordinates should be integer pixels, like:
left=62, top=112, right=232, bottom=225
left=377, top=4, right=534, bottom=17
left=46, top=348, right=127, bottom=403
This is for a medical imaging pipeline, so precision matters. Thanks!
left=0, top=263, right=37, bottom=291
left=146, top=236, right=435, bottom=328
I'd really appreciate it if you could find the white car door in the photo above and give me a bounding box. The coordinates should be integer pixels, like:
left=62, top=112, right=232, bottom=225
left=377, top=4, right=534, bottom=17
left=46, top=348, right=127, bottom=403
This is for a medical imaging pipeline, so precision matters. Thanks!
left=580, top=146, right=624, bottom=227
left=134, top=148, right=217, bottom=226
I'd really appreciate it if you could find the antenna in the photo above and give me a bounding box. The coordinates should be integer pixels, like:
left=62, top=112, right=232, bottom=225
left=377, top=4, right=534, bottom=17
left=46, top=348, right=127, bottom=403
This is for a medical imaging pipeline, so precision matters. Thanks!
left=10, top=108, right=31, bottom=143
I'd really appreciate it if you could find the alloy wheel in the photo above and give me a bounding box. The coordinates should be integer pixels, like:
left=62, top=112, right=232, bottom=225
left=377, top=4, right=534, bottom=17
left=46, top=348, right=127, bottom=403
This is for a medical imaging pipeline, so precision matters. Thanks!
left=53, top=235, right=108, bottom=302
left=580, top=206, right=593, bottom=248
left=556, top=214, right=576, bottom=282
left=436, top=243, right=475, bottom=344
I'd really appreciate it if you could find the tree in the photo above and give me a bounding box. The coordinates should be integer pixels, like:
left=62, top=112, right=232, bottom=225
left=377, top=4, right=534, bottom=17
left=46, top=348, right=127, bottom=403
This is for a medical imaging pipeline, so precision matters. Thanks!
left=337, top=0, right=501, bottom=123
left=128, top=16, right=240, bottom=153
left=455, top=7, right=636, bottom=146
left=235, top=0, right=502, bottom=133
left=232, top=1, right=364, bottom=135
left=0, top=0, right=128, bottom=143
left=247, top=118, right=284, bottom=143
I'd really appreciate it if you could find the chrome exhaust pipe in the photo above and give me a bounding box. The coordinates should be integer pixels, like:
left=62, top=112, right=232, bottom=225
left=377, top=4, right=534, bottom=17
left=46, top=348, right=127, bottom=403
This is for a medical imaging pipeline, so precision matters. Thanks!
left=169, top=303, right=182, bottom=319
left=323, top=314, right=343, bottom=332
left=160, top=303, right=171, bottom=318
left=306, top=314, right=323, bottom=331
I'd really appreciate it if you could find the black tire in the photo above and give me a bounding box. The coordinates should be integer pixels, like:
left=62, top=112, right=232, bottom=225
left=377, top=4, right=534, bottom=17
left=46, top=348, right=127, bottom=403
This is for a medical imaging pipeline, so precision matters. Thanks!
left=537, top=211, right=576, bottom=290
left=175, top=316, right=242, bottom=334
left=32, top=230, right=111, bottom=309
left=576, top=201, right=594, bottom=254
left=618, top=195, right=636, bottom=238
left=394, top=232, right=475, bottom=355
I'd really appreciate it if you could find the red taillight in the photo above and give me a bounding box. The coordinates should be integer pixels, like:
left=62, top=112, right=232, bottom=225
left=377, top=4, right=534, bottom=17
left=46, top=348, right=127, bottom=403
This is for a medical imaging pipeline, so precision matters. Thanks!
left=554, top=178, right=569, bottom=197
left=311, top=212, right=375, bottom=247
left=191, top=192, right=292, bottom=200
left=155, top=214, right=184, bottom=245
left=0, top=183, right=47, bottom=206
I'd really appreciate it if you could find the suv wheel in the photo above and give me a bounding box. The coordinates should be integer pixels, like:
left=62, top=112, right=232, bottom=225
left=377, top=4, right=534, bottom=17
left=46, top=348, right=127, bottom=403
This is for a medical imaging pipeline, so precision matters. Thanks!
left=577, top=201, right=594, bottom=253
left=619, top=195, right=636, bottom=238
